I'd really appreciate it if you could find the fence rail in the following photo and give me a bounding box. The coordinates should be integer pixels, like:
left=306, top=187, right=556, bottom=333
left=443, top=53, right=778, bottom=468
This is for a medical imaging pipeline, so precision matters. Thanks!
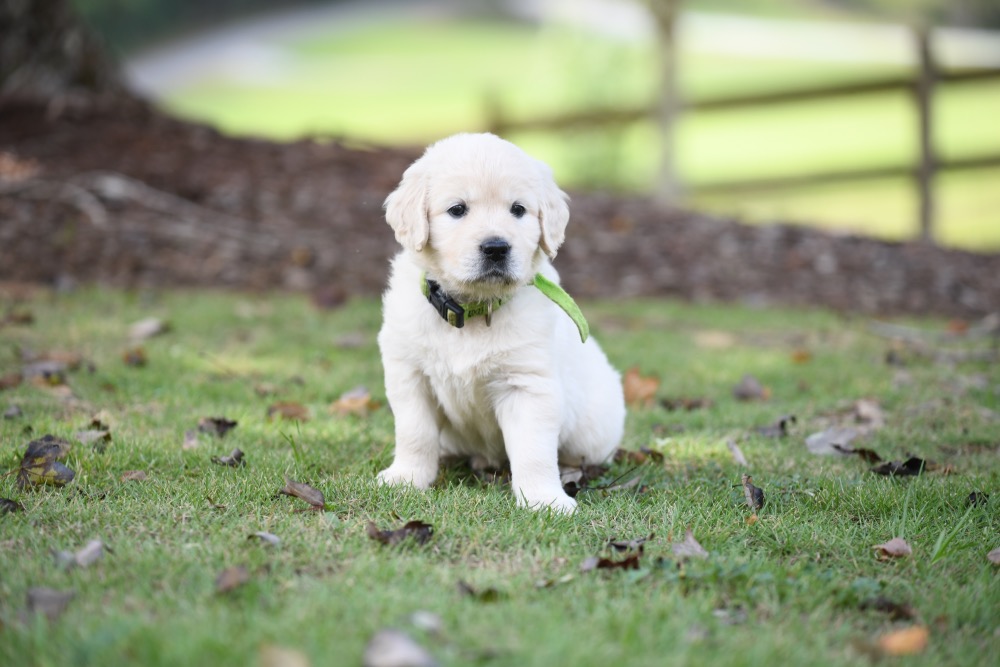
left=487, top=30, right=1000, bottom=243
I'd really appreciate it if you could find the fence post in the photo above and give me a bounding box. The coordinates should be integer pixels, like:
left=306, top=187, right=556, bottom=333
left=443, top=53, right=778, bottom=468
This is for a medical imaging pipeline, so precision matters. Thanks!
left=914, top=27, right=936, bottom=244
left=648, top=0, right=683, bottom=204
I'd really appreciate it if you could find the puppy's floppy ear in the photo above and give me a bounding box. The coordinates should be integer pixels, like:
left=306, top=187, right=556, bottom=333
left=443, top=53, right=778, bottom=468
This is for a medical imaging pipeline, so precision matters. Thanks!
left=534, top=159, right=570, bottom=259
left=384, top=162, right=430, bottom=253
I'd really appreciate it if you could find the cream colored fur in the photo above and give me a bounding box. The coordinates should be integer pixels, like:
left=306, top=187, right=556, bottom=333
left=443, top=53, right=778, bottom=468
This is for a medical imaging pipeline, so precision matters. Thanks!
left=376, top=133, right=625, bottom=513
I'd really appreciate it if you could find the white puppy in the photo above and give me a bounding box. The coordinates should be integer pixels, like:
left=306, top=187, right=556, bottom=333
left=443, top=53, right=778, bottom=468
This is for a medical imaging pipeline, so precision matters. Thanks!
left=376, top=133, right=625, bottom=512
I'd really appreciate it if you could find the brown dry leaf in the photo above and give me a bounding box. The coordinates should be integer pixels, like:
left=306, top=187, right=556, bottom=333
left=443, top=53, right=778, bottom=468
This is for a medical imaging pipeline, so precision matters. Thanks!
left=741, top=474, right=765, bottom=511
left=362, top=629, right=438, bottom=667
left=613, top=447, right=663, bottom=465
left=260, top=645, right=311, bottom=667
left=330, top=386, right=380, bottom=417
left=72, top=539, right=107, bottom=568
left=745, top=514, right=759, bottom=526
left=75, top=429, right=111, bottom=446
left=122, top=347, right=147, bottom=367
left=623, top=367, right=659, bottom=408
left=367, top=520, right=434, bottom=546
left=215, top=565, right=250, bottom=594
left=0, top=372, right=23, bottom=390
left=17, top=435, right=75, bottom=488
left=26, top=587, right=74, bottom=622
left=755, top=414, right=796, bottom=438
left=870, top=457, right=927, bottom=477
left=987, top=547, right=1000, bottom=565
left=198, top=416, right=238, bottom=438
left=182, top=430, right=201, bottom=450
left=120, top=470, right=147, bottom=482
left=608, top=534, right=652, bottom=552
left=1, top=497, right=25, bottom=513
left=457, top=580, right=504, bottom=603
left=790, top=349, right=813, bottom=364
left=267, top=402, right=310, bottom=422
left=832, top=445, right=883, bottom=464
left=874, top=537, right=913, bottom=559
left=279, top=477, right=326, bottom=510
left=732, top=374, right=770, bottom=401
left=211, top=448, right=245, bottom=467
left=671, top=529, right=709, bottom=560
left=580, top=553, right=642, bottom=572
left=876, top=625, right=929, bottom=656
left=128, top=317, right=170, bottom=342
left=860, top=596, right=917, bottom=621
left=726, top=439, right=749, bottom=467
left=4, top=404, right=24, bottom=419
left=660, top=396, right=713, bottom=411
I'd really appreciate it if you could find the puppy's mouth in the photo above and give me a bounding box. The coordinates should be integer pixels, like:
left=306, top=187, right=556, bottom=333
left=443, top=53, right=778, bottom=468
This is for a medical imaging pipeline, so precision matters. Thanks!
left=474, top=265, right=518, bottom=284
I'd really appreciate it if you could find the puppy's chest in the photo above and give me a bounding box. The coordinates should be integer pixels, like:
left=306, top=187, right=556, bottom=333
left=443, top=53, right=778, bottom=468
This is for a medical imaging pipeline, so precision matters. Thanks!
left=419, top=342, right=509, bottom=424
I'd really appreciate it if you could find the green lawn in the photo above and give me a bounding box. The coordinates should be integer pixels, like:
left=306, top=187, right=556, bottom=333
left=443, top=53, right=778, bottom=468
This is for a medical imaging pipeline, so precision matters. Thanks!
left=155, top=18, right=1000, bottom=250
left=1, top=289, right=998, bottom=666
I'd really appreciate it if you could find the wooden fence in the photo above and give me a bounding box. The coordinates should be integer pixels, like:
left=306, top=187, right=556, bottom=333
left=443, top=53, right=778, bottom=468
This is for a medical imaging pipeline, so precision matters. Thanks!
left=487, top=29, right=1000, bottom=243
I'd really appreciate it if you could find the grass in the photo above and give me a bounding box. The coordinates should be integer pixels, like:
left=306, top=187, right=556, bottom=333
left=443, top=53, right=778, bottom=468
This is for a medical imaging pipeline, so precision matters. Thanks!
left=154, top=17, right=1000, bottom=250
left=1, top=288, right=998, bottom=666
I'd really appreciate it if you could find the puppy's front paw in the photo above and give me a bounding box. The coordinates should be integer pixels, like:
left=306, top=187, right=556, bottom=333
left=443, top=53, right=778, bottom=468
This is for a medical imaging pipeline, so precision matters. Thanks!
left=516, top=488, right=578, bottom=514
left=376, top=464, right=436, bottom=490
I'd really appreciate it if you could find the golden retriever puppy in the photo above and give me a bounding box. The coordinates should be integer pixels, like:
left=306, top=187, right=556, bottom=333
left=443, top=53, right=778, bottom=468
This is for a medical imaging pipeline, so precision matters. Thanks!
left=376, top=133, right=625, bottom=512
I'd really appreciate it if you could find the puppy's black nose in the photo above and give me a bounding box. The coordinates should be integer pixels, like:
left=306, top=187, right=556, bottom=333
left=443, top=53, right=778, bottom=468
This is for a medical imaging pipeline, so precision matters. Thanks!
left=480, top=237, right=511, bottom=263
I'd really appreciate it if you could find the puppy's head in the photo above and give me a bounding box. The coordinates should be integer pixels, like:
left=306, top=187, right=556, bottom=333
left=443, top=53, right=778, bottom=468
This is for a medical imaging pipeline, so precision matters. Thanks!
left=384, top=133, right=569, bottom=301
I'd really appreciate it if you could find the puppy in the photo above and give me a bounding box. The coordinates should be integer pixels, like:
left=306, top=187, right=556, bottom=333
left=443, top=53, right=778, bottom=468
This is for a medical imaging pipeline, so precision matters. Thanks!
left=376, top=133, right=625, bottom=512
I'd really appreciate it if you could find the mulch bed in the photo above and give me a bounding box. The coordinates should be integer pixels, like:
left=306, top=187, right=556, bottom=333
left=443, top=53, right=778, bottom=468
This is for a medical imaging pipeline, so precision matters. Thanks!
left=2, top=95, right=998, bottom=318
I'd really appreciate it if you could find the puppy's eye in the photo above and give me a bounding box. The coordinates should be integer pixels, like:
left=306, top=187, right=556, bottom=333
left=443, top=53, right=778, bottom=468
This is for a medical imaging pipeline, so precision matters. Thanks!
left=510, top=203, right=526, bottom=218
left=447, top=203, right=467, bottom=219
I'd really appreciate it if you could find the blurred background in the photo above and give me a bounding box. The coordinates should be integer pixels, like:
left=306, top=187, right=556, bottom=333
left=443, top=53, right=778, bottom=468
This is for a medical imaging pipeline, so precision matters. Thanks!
left=70, top=0, right=1000, bottom=250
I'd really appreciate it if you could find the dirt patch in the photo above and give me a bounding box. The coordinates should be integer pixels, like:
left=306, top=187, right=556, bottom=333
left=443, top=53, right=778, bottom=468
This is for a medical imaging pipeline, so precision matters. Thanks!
left=2, top=95, right=998, bottom=317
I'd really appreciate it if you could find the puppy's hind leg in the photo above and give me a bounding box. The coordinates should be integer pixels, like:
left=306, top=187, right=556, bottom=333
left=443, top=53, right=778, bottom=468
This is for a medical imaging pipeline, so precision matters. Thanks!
left=377, top=363, right=441, bottom=490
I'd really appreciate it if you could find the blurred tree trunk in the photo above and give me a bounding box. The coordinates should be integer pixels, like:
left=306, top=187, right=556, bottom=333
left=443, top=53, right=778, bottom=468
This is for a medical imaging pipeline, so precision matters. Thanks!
left=1, top=0, right=123, bottom=100
left=646, top=0, right=682, bottom=204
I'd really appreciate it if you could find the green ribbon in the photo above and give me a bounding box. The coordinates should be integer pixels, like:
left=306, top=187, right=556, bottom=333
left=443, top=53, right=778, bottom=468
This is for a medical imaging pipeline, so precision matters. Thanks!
left=533, top=273, right=589, bottom=343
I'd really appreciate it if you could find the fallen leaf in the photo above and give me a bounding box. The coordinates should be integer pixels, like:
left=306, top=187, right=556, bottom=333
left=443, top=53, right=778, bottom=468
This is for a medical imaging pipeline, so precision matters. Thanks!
left=1, top=498, right=25, bottom=514
left=205, top=496, right=227, bottom=510
left=120, top=470, right=147, bottom=482
left=966, top=491, right=989, bottom=507
left=0, top=372, right=23, bottom=390
left=805, top=427, right=863, bottom=456
left=671, top=529, right=709, bottom=560
left=987, top=547, right=1000, bottom=565
left=874, top=537, right=912, bottom=559
left=755, top=414, right=796, bottom=438
left=182, top=430, right=201, bottom=450
left=660, top=396, right=713, bottom=411
left=17, top=435, right=75, bottom=488
left=259, top=645, right=311, bottom=667
left=367, top=520, right=434, bottom=546
left=876, top=625, right=929, bottom=656
left=741, top=474, right=765, bottom=511
left=745, top=514, right=759, bottom=526
left=128, top=317, right=170, bottom=342
left=211, top=448, right=245, bottom=467
left=26, top=587, right=74, bottom=622
left=75, top=429, right=111, bottom=446
left=457, top=580, right=503, bottom=602
left=267, top=402, right=310, bottom=422
left=692, top=330, right=736, bottom=349
left=279, top=477, right=325, bottom=510
left=1, top=307, right=34, bottom=326
left=72, top=539, right=106, bottom=568
left=215, top=565, right=250, bottom=594
left=732, top=374, right=770, bottom=401
left=581, top=553, right=642, bottom=572
left=870, top=457, right=927, bottom=477
left=3, top=404, right=23, bottom=419
left=726, top=439, right=749, bottom=467
left=790, top=349, right=812, bottom=364
left=853, top=399, right=885, bottom=429
left=613, top=447, right=663, bottom=465
left=859, top=596, right=917, bottom=621
left=608, top=534, right=652, bottom=552
left=122, top=347, right=147, bottom=367
left=248, top=531, right=281, bottom=547
left=330, top=386, right=380, bottom=417
left=831, top=445, right=883, bottom=464
left=362, top=629, right=438, bottom=667
left=623, top=366, right=659, bottom=408
left=198, top=416, right=238, bottom=438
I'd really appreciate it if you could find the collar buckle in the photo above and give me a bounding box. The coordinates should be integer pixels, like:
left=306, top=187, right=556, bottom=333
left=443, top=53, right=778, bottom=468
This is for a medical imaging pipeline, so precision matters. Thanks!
left=425, top=279, right=465, bottom=328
